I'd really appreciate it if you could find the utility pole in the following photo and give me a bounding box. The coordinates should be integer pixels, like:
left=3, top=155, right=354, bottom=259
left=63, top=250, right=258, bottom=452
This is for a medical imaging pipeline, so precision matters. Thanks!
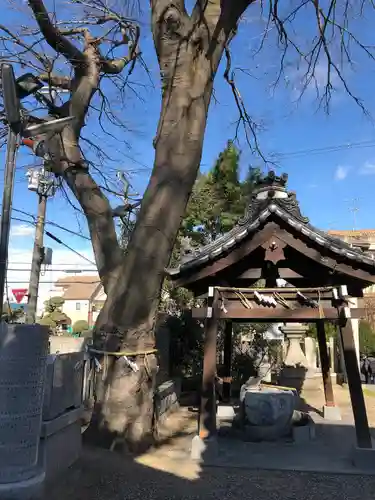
left=25, top=194, right=47, bottom=324
left=0, top=64, right=21, bottom=317
left=0, top=63, right=75, bottom=319
left=25, top=165, right=56, bottom=324
left=0, top=129, right=18, bottom=316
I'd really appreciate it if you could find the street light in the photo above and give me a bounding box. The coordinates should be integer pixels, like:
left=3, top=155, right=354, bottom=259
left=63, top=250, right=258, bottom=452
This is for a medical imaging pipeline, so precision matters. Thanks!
left=15, top=73, right=44, bottom=99
left=23, top=116, right=75, bottom=137
left=0, top=63, right=75, bottom=317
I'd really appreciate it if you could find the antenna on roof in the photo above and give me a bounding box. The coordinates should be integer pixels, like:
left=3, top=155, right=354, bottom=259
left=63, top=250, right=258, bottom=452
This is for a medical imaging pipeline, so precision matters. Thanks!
left=345, top=198, right=361, bottom=232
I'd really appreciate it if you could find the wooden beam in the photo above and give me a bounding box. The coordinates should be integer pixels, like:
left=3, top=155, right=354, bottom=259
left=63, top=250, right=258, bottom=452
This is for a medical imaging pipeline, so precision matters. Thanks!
left=172, top=220, right=375, bottom=291
left=316, top=320, right=335, bottom=407
left=278, top=230, right=375, bottom=285
left=197, top=288, right=335, bottom=301
left=199, top=288, right=219, bottom=439
left=215, top=286, right=335, bottom=294
left=173, top=223, right=278, bottom=288
left=338, top=309, right=372, bottom=448
left=236, top=268, right=304, bottom=280
left=235, top=268, right=262, bottom=279
left=221, top=297, right=334, bottom=309
left=192, top=307, right=365, bottom=321
left=223, top=321, right=233, bottom=402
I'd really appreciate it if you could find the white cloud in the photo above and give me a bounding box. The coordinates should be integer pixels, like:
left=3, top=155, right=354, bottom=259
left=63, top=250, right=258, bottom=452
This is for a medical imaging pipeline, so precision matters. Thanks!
left=360, top=161, right=375, bottom=175
left=310, top=62, right=339, bottom=90
left=6, top=246, right=96, bottom=314
left=335, top=165, right=350, bottom=181
left=11, top=224, right=35, bottom=237
left=287, top=60, right=340, bottom=100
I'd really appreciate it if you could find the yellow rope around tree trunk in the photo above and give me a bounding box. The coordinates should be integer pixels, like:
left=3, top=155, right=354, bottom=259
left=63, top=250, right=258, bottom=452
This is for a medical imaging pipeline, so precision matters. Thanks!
left=89, top=348, right=158, bottom=357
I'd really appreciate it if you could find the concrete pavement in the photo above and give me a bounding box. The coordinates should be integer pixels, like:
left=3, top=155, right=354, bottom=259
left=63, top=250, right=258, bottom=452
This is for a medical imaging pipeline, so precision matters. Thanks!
left=45, top=446, right=375, bottom=500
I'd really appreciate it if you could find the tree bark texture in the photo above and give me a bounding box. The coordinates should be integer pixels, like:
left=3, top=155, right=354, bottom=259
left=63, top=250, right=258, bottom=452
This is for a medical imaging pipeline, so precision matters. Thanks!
left=91, top=0, right=254, bottom=449
left=28, top=0, right=254, bottom=450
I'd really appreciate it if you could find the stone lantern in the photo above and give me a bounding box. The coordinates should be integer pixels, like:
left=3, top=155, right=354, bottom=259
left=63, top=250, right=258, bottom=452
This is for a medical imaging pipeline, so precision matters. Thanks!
left=278, top=323, right=317, bottom=391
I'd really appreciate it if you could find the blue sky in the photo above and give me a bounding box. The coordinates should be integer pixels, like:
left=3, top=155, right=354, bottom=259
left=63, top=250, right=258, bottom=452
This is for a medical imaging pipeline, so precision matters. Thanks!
left=2, top=0, right=375, bottom=296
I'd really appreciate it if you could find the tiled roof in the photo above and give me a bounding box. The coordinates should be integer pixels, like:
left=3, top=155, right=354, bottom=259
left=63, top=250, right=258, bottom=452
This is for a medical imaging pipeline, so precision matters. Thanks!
left=328, top=230, right=375, bottom=239
left=167, top=191, right=375, bottom=278
left=55, top=275, right=101, bottom=300
left=55, top=275, right=100, bottom=284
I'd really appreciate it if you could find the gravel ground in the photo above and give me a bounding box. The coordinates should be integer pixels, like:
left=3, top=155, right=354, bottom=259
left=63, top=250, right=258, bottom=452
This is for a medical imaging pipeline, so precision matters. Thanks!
left=45, top=446, right=375, bottom=500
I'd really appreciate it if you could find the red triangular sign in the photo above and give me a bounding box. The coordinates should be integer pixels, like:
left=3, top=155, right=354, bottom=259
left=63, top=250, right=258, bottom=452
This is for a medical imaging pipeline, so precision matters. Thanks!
left=12, top=288, right=28, bottom=303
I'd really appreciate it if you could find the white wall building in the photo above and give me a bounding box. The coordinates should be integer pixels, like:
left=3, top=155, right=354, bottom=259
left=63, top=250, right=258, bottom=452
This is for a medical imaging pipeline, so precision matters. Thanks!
left=54, top=275, right=105, bottom=327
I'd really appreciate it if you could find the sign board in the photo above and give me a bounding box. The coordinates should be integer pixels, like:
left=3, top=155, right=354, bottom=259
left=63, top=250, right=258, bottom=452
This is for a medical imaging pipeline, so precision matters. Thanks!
left=12, top=288, right=28, bottom=303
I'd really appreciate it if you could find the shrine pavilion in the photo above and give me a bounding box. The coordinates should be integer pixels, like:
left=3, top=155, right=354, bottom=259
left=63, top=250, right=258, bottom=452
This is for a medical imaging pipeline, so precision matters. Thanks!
left=167, top=171, right=375, bottom=453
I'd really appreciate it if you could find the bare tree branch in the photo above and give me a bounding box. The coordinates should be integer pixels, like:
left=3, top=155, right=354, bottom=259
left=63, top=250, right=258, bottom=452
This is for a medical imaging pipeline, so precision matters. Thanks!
left=0, top=24, right=49, bottom=69
left=100, top=25, right=140, bottom=74
left=265, top=0, right=374, bottom=113
left=28, top=0, right=86, bottom=67
left=223, top=46, right=267, bottom=163
left=39, top=73, right=72, bottom=90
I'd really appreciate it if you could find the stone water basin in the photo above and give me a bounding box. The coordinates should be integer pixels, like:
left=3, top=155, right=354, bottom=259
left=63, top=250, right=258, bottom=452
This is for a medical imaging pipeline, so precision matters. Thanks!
left=241, top=386, right=297, bottom=441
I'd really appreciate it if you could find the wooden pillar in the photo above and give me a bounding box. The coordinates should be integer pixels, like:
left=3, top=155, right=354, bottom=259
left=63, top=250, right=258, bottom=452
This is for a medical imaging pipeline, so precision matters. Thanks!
left=339, top=308, right=372, bottom=449
left=223, top=320, right=233, bottom=402
left=316, top=320, right=335, bottom=407
left=199, top=287, right=219, bottom=439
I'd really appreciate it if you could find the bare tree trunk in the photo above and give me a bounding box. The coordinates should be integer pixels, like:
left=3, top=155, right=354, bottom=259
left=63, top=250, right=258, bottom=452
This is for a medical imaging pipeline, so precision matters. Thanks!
left=25, top=0, right=253, bottom=453
left=88, top=0, right=253, bottom=451
left=88, top=80, right=212, bottom=450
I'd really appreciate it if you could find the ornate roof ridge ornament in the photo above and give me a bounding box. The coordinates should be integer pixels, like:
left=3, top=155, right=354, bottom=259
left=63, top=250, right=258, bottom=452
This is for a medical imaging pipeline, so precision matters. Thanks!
left=239, top=170, right=309, bottom=225
left=254, top=170, right=288, bottom=190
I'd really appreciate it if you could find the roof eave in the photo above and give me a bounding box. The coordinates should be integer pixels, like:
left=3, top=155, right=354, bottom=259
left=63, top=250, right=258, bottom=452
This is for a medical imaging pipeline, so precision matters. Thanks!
left=168, top=204, right=375, bottom=279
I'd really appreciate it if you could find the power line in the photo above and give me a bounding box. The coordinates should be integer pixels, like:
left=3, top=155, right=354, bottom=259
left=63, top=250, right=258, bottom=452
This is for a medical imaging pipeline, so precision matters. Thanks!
left=12, top=208, right=91, bottom=241
left=44, top=230, right=96, bottom=265
left=6, top=262, right=96, bottom=266
left=5, top=280, right=101, bottom=284
left=277, top=139, right=375, bottom=160
left=6, top=268, right=97, bottom=272
left=10, top=217, right=95, bottom=265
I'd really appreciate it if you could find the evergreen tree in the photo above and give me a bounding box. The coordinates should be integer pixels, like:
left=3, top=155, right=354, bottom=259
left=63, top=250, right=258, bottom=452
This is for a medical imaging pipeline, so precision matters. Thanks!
left=242, top=166, right=262, bottom=199
left=359, top=320, right=375, bottom=356
left=207, top=140, right=244, bottom=236
left=123, top=141, right=260, bottom=257
left=37, top=296, right=71, bottom=330
left=179, top=141, right=260, bottom=249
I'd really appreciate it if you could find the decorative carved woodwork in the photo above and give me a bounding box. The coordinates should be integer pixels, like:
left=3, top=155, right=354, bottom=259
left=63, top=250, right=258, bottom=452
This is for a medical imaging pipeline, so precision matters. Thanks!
left=262, top=238, right=286, bottom=264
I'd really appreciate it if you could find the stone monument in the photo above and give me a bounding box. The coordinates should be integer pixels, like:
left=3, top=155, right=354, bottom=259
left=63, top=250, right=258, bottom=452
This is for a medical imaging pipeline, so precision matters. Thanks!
left=0, top=323, right=49, bottom=499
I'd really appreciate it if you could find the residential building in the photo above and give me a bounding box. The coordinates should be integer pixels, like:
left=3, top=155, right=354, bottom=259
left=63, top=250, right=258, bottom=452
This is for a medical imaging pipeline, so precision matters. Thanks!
left=328, top=230, right=375, bottom=294
left=328, top=229, right=375, bottom=253
left=54, top=275, right=106, bottom=327
left=328, top=229, right=375, bottom=329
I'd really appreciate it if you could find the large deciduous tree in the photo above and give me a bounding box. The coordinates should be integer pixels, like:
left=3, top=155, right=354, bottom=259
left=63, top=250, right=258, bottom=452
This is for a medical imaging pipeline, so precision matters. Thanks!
left=89, top=0, right=375, bottom=449
left=91, top=1, right=258, bottom=449
left=2, top=0, right=374, bottom=450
